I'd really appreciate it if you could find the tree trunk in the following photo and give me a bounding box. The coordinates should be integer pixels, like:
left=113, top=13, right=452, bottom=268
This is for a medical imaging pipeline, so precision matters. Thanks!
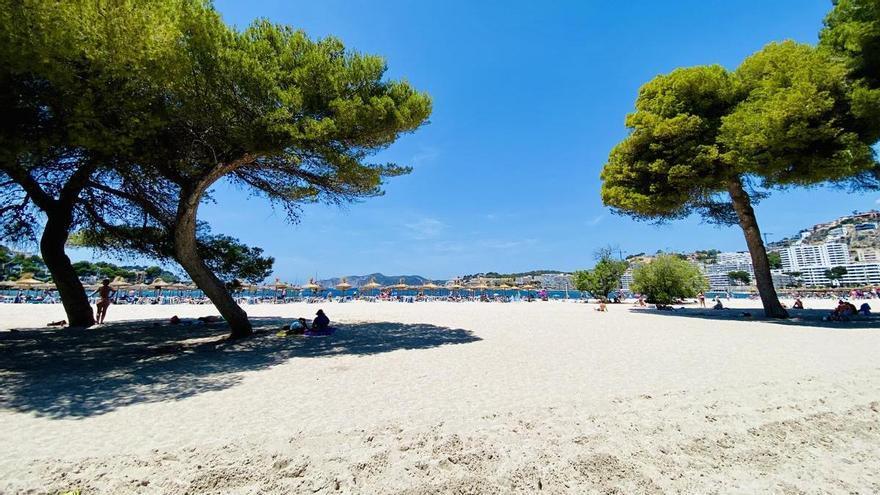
left=173, top=198, right=252, bottom=339
left=726, top=176, right=789, bottom=319
left=40, top=209, right=96, bottom=327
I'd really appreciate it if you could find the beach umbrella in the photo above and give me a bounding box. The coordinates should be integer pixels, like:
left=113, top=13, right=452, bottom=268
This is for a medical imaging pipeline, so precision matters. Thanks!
left=149, top=277, right=171, bottom=298
left=335, top=278, right=353, bottom=292
left=419, top=282, right=440, bottom=298
left=361, top=278, right=381, bottom=296
left=14, top=274, right=43, bottom=288
left=390, top=278, right=409, bottom=291
left=302, top=279, right=322, bottom=295
left=0, top=280, right=15, bottom=288
left=447, top=282, right=463, bottom=296
left=109, top=276, right=131, bottom=289
left=362, top=279, right=381, bottom=290
left=35, top=282, right=56, bottom=291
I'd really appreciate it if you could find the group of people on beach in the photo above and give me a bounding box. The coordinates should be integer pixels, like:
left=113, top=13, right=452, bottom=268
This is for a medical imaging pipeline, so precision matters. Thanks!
left=825, top=300, right=872, bottom=321
left=280, top=309, right=331, bottom=336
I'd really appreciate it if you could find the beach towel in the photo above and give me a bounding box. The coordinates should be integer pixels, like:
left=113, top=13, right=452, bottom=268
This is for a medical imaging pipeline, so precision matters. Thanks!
left=275, top=327, right=337, bottom=338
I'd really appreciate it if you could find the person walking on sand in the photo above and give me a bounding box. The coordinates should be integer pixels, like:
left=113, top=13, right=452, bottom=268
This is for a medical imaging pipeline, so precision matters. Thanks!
left=90, top=279, right=116, bottom=324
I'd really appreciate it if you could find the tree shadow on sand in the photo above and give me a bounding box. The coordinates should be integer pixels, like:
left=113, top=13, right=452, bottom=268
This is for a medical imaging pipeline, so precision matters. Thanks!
left=631, top=306, right=880, bottom=329
left=0, top=317, right=481, bottom=419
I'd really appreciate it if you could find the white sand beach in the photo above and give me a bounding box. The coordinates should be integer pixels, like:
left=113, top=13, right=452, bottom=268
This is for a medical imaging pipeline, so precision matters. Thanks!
left=1, top=299, right=878, bottom=494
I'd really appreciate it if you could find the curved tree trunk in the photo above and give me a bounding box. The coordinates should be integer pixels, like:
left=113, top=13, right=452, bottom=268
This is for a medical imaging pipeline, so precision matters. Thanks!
left=173, top=196, right=252, bottom=339
left=40, top=209, right=95, bottom=327
left=726, top=176, right=789, bottom=319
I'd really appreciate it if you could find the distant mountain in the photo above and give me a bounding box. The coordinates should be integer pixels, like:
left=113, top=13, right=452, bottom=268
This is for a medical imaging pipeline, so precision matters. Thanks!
left=316, top=273, right=443, bottom=288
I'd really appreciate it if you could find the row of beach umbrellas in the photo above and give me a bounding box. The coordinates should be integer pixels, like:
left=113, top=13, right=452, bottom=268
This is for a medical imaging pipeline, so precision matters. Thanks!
left=0, top=275, right=195, bottom=292
left=223, top=277, right=540, bottom=294
left=1, top=274, right=541, bottom=295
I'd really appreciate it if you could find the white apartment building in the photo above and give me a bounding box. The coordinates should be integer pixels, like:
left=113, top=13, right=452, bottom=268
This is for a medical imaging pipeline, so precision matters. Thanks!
left=620, top=269, right=634, bottom=292
left=826, top=226, right=848, bottom=240
left=853, top=247, right=880, bottom=263
left=716, top=251, right=752, bottom=264
left=779, top=242, right=880, bottom=287
left=795, top=264, right=880, bottom=287
left=702, top=261, right=755, bottom=290
left=779, top=243, right=850, bottom=272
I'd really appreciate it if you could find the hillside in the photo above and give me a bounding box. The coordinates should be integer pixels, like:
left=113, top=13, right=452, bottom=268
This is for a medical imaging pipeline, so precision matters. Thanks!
left=767, top=210, right=880, bottom=258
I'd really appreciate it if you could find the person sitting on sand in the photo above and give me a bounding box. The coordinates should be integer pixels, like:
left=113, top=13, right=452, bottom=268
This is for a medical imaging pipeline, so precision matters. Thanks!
left=712, top=298, right=724, bottom=310
left=90, top=279, right=116, bottom=324
left=859, top=303, right=871, bottom=316
left=595, top=301, right=607, bottom=312
left=280, top=317, right=310, bottom=335
left=793, top=298, right=804, bottom=309
left=828, top=300, right=857, bottom=321
left=312, top=309, right=330, bottom=331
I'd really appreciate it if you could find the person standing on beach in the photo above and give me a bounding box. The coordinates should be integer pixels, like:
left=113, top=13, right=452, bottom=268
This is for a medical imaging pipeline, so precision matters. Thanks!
left=698, top=292, right=706, bottom=308
left=90, top=279, right=115, bottom=324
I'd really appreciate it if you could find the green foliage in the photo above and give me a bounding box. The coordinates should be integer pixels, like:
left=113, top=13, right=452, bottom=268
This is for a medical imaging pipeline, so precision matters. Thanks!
left=602, top=41, right=878, bottom=224
left=821, top=0, right=880, bottom=87
left=72, top=261, right=136, bottom=280
left=0, top=245, right=48, bottom=280
left=694, top=249, right=720, bottom=264
left=572, top=247, right=629, bottom=299
left=820, top=0, right=880, bottom=141
left=0, top=0, right=192, bottom=240
left=198, top=235, right=274, bottom=284
left=461, top=270, right=565, bottom=280
left=99, top=4, right=433, bottom=224
left=631, top=255, right=708, bottom=305
left=70, top=225, right=273, bottom=284
left=727, top=270, right=751, bottom=285
left=825, top=265, right=849, bottom=282
left=767, top=251, right=783, bottom=269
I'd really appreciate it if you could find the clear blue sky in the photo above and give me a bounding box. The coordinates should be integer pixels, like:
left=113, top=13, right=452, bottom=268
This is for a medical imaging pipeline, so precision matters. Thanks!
left=80, top=0, right=880, bottom=281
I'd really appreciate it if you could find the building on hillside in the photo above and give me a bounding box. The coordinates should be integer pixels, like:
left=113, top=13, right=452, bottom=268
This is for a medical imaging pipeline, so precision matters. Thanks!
left=793, top=264, right=880, bottom=287
left=620, top=268, right=634, bottom=292
left=771, top=269, right=797, bottom=288
left=716, top=251, right=752, bottom=264
left=779, top=242, right=880, bottom=287
left=779, top=242, right=850, bottom=272
left=538, top=273, right=572, bottom=290
left=853, top=247, right=880, bottom=263
left=701, top=260, right=755, bottom=291
left=855, top=222, right=877, bottom=232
